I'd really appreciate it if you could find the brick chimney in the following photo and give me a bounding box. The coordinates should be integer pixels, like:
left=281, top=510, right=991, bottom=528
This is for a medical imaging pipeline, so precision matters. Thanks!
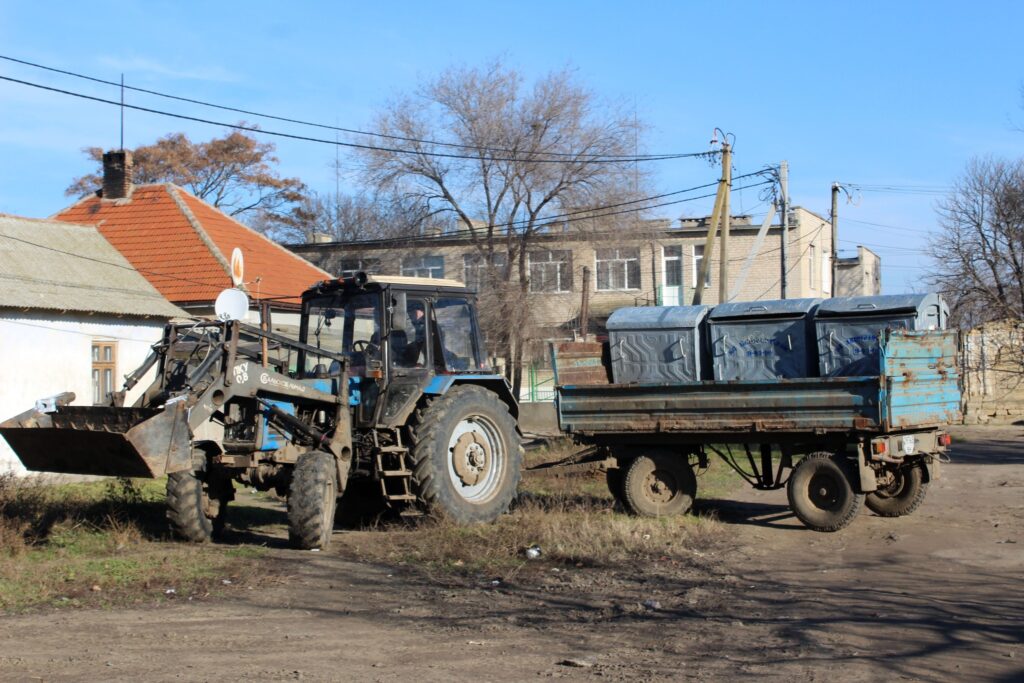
left=101, top=150, right=133, bottom=200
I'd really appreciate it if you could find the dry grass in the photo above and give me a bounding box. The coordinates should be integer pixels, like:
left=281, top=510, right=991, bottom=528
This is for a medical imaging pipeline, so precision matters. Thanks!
left=337, top=453, right=741, bottom=578
left=0, top=474, right=265, bottom=612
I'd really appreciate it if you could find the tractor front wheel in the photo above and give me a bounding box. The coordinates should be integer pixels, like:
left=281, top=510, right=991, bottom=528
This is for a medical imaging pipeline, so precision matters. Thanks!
left=287, top=451, right=338, bottom=550
left=166, top=461, right=231, bottom=543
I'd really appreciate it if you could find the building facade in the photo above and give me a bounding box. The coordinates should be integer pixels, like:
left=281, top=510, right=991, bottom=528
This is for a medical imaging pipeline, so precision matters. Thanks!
left=291, top=207, right=865, bottom=336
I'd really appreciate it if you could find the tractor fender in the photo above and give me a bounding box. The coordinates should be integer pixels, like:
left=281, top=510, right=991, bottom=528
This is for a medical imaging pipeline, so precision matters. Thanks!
left=422, top=374, right=519, bottom=421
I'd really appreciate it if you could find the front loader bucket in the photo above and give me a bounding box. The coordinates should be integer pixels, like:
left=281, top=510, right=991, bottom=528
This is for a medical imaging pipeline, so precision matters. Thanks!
left=0, top=401, right=192, bottom=478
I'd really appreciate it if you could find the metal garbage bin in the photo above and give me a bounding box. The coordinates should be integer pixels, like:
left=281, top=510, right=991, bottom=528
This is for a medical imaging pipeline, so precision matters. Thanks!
left=708, top=298, right=823, bottom=380
left=815, top=293, right=949, bottom=376
left=606, top=305, right=710, bottom=384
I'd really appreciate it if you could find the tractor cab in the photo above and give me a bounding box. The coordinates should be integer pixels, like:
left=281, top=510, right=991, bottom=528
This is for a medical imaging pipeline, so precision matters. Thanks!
left=297, top=273, right=506, bottom=429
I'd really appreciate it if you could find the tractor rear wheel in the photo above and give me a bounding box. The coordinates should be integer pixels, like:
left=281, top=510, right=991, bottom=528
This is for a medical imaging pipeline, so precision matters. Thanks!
left=787, top=452, right=863, bottom=532
left=287, top=451, right=338, bottom=550
left=410, top=385, right=522, bottom=524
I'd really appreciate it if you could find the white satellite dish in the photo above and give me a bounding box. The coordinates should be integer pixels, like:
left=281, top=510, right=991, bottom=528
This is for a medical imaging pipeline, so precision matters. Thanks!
left=214, top=288, right=249, bottom=321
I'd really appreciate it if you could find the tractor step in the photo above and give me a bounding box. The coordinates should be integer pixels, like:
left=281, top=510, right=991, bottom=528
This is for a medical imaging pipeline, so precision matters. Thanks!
left=387, top=493, right=418, bottom=502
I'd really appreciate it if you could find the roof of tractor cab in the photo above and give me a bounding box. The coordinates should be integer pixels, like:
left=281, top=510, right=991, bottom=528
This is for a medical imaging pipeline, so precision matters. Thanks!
left=369, top=275, right=469, bottom=290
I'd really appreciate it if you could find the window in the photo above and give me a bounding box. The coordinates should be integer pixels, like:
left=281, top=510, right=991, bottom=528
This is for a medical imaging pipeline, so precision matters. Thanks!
left=92, top=341, right=116, bottom=405
left=337, top=257, right=380, bottom=278
left=809, top=244, right=817, bottom=290
left=529, top=250, right=572, bottom=292
left=433, top=297, right=481, bottom=371
left=463, top=252, right=507, bottom=291
left=391, top=297, right=428, bottom=369
left=596, top=247, right=640, bottom=291
left=305, top=291, right=382, bottom=373
left=401, top=254, right=444, bottom=279
left=693, top=244, right=711, bottom=287
left=663, top=245, right=682, bottom=287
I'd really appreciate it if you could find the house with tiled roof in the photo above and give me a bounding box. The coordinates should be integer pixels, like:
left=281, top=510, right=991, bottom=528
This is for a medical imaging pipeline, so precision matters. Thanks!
left=54, top=151, right=331, bottom=327
left=0, top=213, right=187, bottom=474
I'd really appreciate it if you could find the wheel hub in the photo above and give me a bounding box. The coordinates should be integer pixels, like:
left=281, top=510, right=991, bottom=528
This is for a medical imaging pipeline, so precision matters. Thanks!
left=451, top=431, right=491, bottom=487
left=808, top=473, right=840, bottom=510
left=644, top=470, right=677, bottom=504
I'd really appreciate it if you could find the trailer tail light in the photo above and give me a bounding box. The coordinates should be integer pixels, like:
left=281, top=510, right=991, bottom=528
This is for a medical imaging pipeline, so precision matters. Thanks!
left=938, top=433, right=952, bottom=447
left=872, top=440, right=887, bottom=455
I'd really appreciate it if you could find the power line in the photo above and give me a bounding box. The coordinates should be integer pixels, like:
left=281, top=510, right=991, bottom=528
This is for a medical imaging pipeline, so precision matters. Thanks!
left=840, top=182, right=950, bottom=196
left=842, top=217, right=935, bottom=235
left=0, top=53, right=706, bottom=162
left=0, top=72, right=717, bottom=165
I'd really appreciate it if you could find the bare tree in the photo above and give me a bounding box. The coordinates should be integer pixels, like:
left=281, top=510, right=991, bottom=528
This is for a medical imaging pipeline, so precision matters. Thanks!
left=928, top=156, right=1024, bottom=328
left=262, top=190, right=439, bottom=243
left=67, top=129, right=306, bottom=228
left=357, top=60, right=649, bottom=395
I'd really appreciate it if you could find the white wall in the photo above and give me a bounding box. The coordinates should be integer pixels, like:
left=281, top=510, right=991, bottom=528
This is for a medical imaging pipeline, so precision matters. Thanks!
left=0, top=312, right=166, bottom=474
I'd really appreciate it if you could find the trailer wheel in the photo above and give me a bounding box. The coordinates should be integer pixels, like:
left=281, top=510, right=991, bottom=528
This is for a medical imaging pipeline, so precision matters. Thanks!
left=787, top=452, right=863, bottom=532
left=865, top=463, right=927, bottom=517
left=621, top=451, right=697, bottom=517
left=410, top=385, right=522, bottom=524
left=166, top=467, right=230, bottom=543
left=287, top=450, right=338, bottom=550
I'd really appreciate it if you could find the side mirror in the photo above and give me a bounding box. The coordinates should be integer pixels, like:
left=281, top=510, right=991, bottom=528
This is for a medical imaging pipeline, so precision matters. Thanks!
left=390, top=291, right=407, bottom=331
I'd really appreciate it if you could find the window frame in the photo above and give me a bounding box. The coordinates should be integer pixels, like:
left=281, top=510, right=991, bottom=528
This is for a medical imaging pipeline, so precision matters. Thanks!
left=337, top=257, right=381, bottom=278
left=662, top=245, right=683, bottom=288
left=528, top=249, right=573, bottom=293
left=401, top=254, right=445, bottom=279
left=692, top=244, right=711, bottom=287
left=91, top=340, right=117, bottom=405
left=462, top=252, right=508, bottom=292
left=595, top=247, right=641, bottom=291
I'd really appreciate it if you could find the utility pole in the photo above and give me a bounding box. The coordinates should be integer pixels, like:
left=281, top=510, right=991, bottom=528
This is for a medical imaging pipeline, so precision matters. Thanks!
left=718, top=142, right=732, bottom=303
left=691, top=145, right=729, bottom=306
left=779, top=160, right=789, bottom=299
left=830, top=182, right=840, bottom=297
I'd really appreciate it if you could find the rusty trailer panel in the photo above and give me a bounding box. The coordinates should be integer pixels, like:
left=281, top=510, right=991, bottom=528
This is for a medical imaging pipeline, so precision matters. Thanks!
left=550, top=342, right=611, bottom=386
left=557, top=376, right=882, bottom=435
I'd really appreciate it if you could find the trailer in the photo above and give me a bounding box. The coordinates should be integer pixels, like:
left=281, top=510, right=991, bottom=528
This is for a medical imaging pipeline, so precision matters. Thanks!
left=551, top=329, right=960, bottom=531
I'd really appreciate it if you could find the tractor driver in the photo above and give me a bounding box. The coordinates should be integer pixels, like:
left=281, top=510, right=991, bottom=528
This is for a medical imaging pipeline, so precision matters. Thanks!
left=391, top=299, right=427, bottom=368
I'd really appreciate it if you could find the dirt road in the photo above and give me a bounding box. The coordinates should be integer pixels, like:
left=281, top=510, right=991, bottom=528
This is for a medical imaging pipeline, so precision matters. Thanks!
left=2, top=426, right=1022, bottom=682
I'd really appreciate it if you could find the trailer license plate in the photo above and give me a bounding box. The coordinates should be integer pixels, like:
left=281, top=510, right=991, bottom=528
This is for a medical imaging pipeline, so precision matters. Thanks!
left=902, top=435, right=916, bottom=455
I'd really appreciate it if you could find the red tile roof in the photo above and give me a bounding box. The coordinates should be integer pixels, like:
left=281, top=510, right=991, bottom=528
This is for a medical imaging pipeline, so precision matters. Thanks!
left=54, top=184, right=329, bottom=306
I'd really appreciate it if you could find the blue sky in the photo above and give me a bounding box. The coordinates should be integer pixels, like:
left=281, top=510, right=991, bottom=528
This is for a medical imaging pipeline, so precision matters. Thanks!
left=1, top=1, right=1023, bottom=293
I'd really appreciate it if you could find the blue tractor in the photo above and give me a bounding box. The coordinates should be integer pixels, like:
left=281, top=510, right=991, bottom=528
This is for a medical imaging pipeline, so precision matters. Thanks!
left=0, top=273, right=522, bottom=549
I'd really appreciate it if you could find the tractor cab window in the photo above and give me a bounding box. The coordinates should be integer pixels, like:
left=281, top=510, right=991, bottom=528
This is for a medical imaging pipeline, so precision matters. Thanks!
left=391, top=297, right=428, bottom=369
left=432, top=297, right=481, bottom=372
left=306, top=291, right=381, bottom=375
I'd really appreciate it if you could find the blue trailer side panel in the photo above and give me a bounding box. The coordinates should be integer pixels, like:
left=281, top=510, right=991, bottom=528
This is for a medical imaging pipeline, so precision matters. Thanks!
left=881, top=330, right=961, bottom=429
